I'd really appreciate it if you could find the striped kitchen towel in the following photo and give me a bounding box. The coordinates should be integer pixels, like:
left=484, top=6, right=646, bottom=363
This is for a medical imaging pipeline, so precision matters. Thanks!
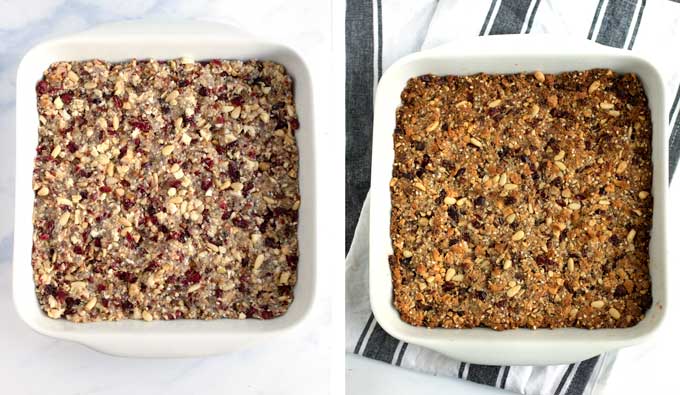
left=345, top=1, right=680, bottom=394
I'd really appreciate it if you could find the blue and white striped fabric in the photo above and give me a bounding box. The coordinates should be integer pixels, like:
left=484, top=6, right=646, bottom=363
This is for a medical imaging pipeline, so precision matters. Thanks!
left=345, top=1, right=680, bottom=394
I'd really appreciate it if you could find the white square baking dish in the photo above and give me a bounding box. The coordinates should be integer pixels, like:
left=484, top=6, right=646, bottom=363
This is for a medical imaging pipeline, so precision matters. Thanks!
left=13, top=20, right=317, bottom=358
left=369, top=35, right=668, bottom=366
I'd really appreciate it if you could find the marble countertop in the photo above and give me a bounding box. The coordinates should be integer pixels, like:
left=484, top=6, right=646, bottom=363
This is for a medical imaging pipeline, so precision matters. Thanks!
left=0, top=1, right=337, bottom=394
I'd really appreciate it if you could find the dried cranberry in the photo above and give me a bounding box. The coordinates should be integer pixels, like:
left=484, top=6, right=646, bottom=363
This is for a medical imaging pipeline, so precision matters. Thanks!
left=198, top=86, right=209, bottom=96
left=122, top=199, right=135, bottom=210
left=286, top=255, right=298, bottom=268
left=202, top=157, right=214, bottom=169
left=447, top=206, right=459, bottom=223
left=129, top=119, right=151, bottom=132
left=167, top=179, right=182, bottom=188
left=474, top=196, right=485, bottom=206
left=99, top=186, right=112, bottom=193
left=264, top=237, right=280, bottom=248
left=43, top=284, right=56, bottom=296
left=272, top=102, right=285, bottom=110
left=289, top=118, right=300, bottom=129
left=96, top=283, right=106, bottom=292
left=122, top=300, right=134, bottom=311
left=200, top=178, right=212, bottom=191
left=66, top=141, right=78, bottom=153
left=613, top=285, right=628, bottom=297
left=504, top=196, right=517, bottom=205
left=112, top=96, right=122, bottom=108
left=116, top=271, right=137, bottom=283
left=55, top=289, right=67, bottom=302
left=118, top=145, right=128, bottom=159
left=233, top=217, right=249, bottom=228
left=64, top=297, right=80, bottom=315
left=73, top=245, right=84, bottom=255
left=228, top=161, right=240, bottom=181
left=535, top=254, right=555, bottom=269
left=230, top=95, right=244, bottom=106
left=39, top=233, right=50, bottom=240
left=93, top=238, right=102, bottom=248
left=184, top=268, right=202, bottom=284
left=178, top=79, right=190, bottom=88
left=60, top=93, right=73, bottom=104
left=214, top=289, right=223, bottom=299
left=242, top=181, right=254, bottom=195
left=455, top=167, right=466, bottom=178
left=260, top=310, right=274, bottom=320
left=80, top=191, right=88, bottom=200
left=36, top=80, right=49, bottom=94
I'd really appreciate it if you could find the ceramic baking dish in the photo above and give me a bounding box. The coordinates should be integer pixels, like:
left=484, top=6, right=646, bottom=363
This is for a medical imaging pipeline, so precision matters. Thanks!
left=13, top=20, right=317, bottom=358
left=369, top=35, right=668, bottom=365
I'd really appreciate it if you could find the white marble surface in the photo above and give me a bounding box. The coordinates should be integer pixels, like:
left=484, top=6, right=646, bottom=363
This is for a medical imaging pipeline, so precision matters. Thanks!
left=0, top=1, right=338, bottom=394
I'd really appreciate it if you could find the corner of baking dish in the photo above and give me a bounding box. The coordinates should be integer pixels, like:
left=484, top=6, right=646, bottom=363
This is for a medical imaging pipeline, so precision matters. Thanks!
left=369, top=36, right=668, bottom=365
left=12, top=22, right=317, bottom=356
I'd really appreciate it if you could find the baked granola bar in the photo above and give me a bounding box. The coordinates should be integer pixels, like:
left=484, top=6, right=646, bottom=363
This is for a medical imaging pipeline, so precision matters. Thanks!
left=389, top=70, right=653, bottom=330
left=32, top=58, right=300, bottom=322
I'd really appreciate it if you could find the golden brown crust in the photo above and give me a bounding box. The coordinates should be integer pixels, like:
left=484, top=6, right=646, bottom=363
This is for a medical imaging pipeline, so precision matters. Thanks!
left=389, top=70, right=653, bottom=330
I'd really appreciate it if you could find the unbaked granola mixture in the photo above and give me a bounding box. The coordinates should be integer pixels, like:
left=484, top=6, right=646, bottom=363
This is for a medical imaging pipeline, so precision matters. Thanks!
left=32, top=58, right=300, bottom=322
left=389, top=69, right=653, bottom=330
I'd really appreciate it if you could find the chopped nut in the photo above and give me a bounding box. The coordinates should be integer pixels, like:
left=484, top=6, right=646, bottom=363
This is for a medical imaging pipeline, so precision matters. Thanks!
left=627, top=229, right=636, bottom=243
left=511, top=230, right=525, bottom=241
left=57, top=197, right=73, bottom=206
left=142, top=310, right=153, bottom=321
left=403, top=250, right=413, bottom=258
left=161, top=145, right=175, bottom=156
left=85, top=297, right=97, bottom=311
left=638, top=191, right=649, bottom=200
left=444, top=196, right=456, bottom=205
left=37, top=186, right=49, bottom=196
left=568, top=202, right=581, bottom=210
left=554, top=161, right=567, bottom=171
left=533, top=71, right=545, bottom=82
left=503, top=260, right=512, bottom=270
left=588, top=80, right=600, bottom=94
left=530, top=104, right=540, bottom=117
left=554, top=150, right=565, bottom=161
left=616, top=161, right=628, bottom=174
left=426, top=120, right=440, bottom=132
left=58, top=212, right=71, bottom=226
left=488, top=99, right=502, bottom=108
left=600, top=102, right=614, bottom=110
left=445, top=268, right=456, bottom=281
left=451, top=274, right=464, bottom=282
left=591, top=300, right=605, bottom=309
left=499, top=173, right=507, bottom=187
left=507, top=284, right=522, bottom=298
left=609, top=307, right=621, bottom=319
left=51, top=145, right=62, bottom=158
left=470, top=137, right=483, bottom=148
